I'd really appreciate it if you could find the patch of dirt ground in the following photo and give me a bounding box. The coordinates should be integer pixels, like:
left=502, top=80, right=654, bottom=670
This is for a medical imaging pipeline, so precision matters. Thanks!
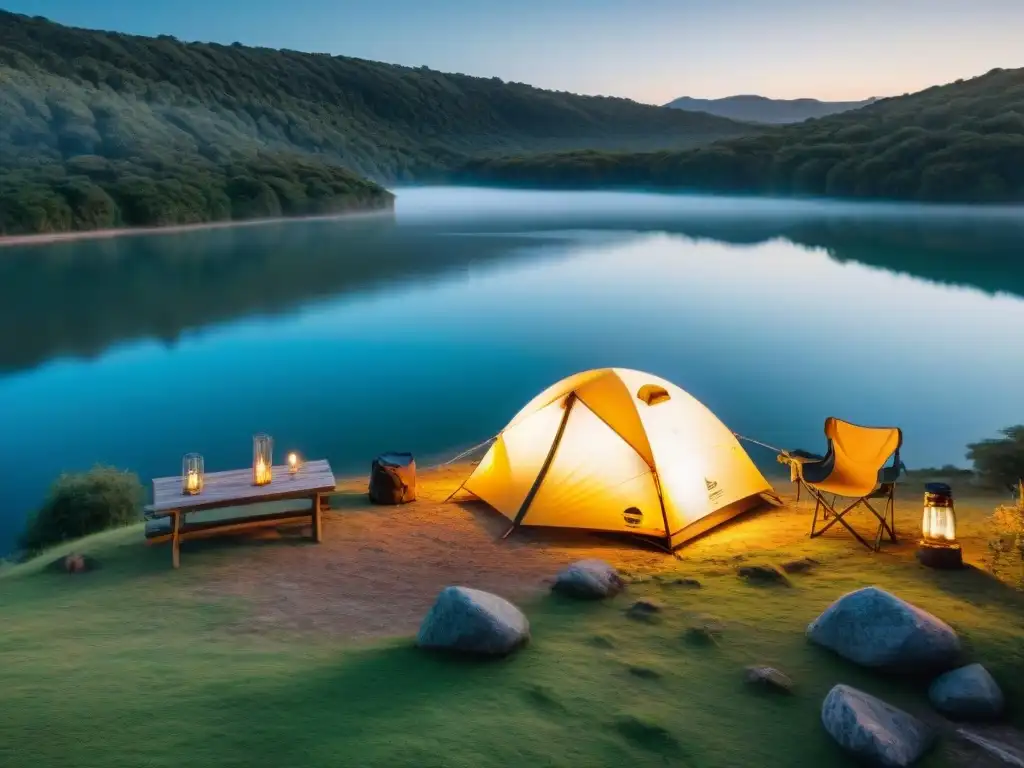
left=185, top=464, right=998, bottom=640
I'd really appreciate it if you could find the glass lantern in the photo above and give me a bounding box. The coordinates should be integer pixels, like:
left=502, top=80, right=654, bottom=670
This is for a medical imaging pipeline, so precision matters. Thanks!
left=253, top=433, right=273, bottom=486
left=182, top=453, right=204, bottom=495
left=287, top=451, right=301, bottom=475
left=917, top=482, right=962, bottom=569
left=921, top=483, right=957, bottom=543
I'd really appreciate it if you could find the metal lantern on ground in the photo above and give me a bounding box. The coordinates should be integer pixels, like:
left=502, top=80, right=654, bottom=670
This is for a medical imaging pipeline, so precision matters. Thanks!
left=182, top=453, right=204, bottom=495
left=253, top=433, right=273, bottom=486
left=916, top=482, right=963, bottom=569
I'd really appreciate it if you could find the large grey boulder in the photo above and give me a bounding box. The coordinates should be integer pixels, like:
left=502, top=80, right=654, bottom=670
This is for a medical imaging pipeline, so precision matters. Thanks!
left=552, top=559, right=624, bottom=599
left=807, top=586, right=960, bottom=671
left=929, top=663, right=1005, bottom=720
left=417, top=586, right=529, bottom=656
left=822, top=684, right=934, bottom=767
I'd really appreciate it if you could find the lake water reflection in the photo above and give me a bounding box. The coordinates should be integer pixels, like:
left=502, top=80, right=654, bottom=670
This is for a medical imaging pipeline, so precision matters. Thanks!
left=1, top=187, right=1022, bottom=553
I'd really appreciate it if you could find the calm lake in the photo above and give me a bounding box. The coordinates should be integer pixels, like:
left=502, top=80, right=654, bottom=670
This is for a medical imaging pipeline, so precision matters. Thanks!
left=1, top=187, right=1023, bottom=553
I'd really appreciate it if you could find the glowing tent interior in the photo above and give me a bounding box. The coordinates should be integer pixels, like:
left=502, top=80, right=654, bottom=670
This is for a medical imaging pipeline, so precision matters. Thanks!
left=452, top=368, right=781, bottom=550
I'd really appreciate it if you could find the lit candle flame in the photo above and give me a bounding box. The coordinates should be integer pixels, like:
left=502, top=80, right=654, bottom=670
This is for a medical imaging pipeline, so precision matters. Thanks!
left=185, top=469, right=200, bottom=493
left=288, top=453, right=299, bottom=473
left=255, top=458, right=271, bottom=485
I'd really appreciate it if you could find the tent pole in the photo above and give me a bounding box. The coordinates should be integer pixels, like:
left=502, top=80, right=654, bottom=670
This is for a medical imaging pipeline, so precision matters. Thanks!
left=652, top=470, right=674, bottom=554
left=504, top=393, right=577, bottom=540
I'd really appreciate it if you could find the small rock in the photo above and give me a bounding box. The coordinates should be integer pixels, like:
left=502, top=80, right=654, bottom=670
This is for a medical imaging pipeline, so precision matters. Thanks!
left=685, top=615, right=723, bottom=646
left=660, top=577, right=702, bottom=588
left=744, top=666, right=793, bottom=693
left=821, top=684, right=934, bottom=767
left=807, top=586, right=961, bottom=671
left=552, top=559, right=624, bottom=599
left=416, top=586, right=529, bottom=656
left=626, top=599, right=663, bottom=622
left=781, top=557, right=818, bottom=574
left=523, top=684, right=563, bottom=711
left=737, top=564, right=791, bottom=586
left=628, top=665, right=661, bottom=679
left=929, top=663, right=1005, bottom=720
left=46, top=553, right=99, bottom=574
left=613, top=715, right=681, bottom=754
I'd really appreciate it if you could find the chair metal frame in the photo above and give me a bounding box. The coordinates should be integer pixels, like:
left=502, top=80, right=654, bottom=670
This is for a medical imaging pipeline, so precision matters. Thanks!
left=796, top=418, right=906, bottom=552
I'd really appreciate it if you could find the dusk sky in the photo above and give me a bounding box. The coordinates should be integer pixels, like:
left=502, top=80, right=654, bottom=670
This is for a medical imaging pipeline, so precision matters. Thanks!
left=5, top=0, right=1022, bottom=104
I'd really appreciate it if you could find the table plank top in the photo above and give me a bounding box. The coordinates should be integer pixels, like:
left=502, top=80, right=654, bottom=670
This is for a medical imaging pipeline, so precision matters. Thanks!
left=149, top=458, right=336, bottom=515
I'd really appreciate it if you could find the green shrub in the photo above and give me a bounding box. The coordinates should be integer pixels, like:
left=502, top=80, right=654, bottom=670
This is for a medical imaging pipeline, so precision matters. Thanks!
left=19, top=466, right=144, bottom=552
left=986, top=485, right=1024, bottom=589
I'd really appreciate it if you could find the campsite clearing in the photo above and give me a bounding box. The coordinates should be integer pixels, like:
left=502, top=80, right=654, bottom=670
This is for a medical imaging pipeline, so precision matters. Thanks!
left=1, top=465, right=1022, bottom=768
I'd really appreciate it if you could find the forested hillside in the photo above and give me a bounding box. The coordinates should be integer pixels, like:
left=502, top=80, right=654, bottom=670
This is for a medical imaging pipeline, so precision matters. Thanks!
left=0, top=11, right=755, bottom=234
left=0, top=151, right=393, bottom=236
left=456, top=68, right=1024, bottom=204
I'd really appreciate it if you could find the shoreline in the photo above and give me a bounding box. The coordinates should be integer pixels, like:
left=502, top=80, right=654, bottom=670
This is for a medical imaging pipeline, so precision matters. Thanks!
left=0, top=207, right=396, bottom=249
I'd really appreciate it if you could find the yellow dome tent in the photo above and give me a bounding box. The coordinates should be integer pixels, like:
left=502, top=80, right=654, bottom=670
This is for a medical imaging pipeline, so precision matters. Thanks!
left=455, top=368, right=780, bottom=550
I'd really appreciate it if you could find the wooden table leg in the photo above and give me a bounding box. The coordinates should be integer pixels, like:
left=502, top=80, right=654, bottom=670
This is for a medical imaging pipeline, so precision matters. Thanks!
left=311, top=493, right=323, bottom=543
left=171, top=510, right=181, bottom=569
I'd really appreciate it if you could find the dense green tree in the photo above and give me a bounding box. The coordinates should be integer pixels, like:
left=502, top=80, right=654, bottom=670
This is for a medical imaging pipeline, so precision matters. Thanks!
left=968, top=427, right=1024, bottom=493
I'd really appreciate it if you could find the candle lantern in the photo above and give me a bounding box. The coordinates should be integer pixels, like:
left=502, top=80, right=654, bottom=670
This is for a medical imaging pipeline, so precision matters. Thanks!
left=182, top=453, right=204, bottom=495
left=288, top=452, right=301, bottom=475
left=916, top=482, right=962, bottom=569
left=253, top=433, right=273, bottom=486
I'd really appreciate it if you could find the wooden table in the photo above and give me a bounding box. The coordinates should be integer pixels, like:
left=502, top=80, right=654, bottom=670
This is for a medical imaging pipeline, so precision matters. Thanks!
left=145, top=459, right=336, bottom=568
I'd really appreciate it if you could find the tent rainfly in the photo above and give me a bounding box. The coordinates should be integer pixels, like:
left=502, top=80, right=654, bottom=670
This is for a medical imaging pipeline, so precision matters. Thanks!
left=455, top=368, right=780, bottom=550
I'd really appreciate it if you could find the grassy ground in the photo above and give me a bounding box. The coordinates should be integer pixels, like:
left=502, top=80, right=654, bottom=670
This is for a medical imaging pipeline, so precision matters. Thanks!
left=2, top=486, right=1024, bottom=767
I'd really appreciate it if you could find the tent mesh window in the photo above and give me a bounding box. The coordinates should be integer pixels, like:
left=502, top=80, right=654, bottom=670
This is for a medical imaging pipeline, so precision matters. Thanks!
left=637, top=384, right=671, bottom=406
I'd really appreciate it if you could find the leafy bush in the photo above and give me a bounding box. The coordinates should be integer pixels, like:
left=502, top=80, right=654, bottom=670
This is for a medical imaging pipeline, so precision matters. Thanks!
left=967, top=425, right=1024, bottom=492
left=19, top=466, right=145, bottom=552
left=986, top=486, right=1024, bottom=588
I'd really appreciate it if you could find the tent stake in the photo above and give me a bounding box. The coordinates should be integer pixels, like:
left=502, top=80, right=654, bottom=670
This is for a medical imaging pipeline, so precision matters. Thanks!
left=443, top=482, right=466, bottom=503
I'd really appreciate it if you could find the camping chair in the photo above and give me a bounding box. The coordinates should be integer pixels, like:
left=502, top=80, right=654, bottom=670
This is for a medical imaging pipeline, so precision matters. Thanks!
left=794, top=417, right=906, bottom=551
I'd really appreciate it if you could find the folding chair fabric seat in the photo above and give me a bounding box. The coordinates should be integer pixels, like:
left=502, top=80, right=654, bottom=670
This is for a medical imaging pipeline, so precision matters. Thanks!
left=793, top=417, right=905, bottom=551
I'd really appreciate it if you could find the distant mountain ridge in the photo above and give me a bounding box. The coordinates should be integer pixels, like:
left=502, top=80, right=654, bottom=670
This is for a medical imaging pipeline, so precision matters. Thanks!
left=665, top=94, right=877, bottom=124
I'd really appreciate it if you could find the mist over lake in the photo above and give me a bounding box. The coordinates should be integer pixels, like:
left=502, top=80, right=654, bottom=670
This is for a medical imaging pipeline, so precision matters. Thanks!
left=1, top=187, right=1022, bottom=553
